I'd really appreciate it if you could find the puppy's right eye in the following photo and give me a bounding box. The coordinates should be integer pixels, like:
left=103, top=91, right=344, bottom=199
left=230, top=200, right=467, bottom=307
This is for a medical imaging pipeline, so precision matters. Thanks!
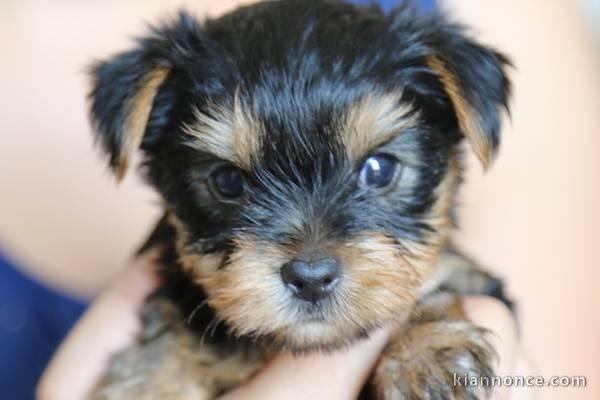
left=210, top=166, right=244, bottom=200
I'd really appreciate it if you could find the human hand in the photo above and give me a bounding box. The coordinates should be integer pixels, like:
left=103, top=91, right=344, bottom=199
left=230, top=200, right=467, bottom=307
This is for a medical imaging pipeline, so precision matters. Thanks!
left=37, top=252, right=531, bottom=400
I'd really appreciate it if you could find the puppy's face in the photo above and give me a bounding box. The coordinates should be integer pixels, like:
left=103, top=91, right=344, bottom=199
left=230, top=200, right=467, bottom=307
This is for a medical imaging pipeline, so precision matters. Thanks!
left=89, top=0, right=510, bottom=351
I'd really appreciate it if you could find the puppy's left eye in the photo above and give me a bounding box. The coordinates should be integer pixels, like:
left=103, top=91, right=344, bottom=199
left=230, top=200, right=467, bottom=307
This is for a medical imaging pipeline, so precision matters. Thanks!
left=358, top=154, right=399, bottom=189
left=210, top=166, right=244, bottom=200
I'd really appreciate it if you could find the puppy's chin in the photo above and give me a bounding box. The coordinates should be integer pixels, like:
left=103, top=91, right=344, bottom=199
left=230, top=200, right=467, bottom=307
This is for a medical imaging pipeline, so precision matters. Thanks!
left=272, top=319, right=378, bottom=353
left=212, top=294, right=412, bottom=353
left=195, top=275, right=412, bottom=352
left=263, top=297, right=396, bottom=352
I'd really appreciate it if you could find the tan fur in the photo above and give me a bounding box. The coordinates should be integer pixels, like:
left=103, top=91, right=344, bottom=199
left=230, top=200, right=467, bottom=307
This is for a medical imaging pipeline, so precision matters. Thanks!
left=192, top=236, right=301, bottom=343
left=169, top=213, right=224, bottom=277
left=171, top=215, right=421, bottom=349
left=427, top=56, right=493, bottom=169
left=117, top=67, right=170, bottom=180
left=169, top=213, right=299, bottom=342
left=342, top=93, right=418, bottom=160
left=183, top=92, right=262, bottom=170
left=90, top=300, right=272, bottom=400
left=373, top=294, right=495, bottom=399
left=336, top=233, right=426, bottom=328
left=172, top=222, right=426, bottom=349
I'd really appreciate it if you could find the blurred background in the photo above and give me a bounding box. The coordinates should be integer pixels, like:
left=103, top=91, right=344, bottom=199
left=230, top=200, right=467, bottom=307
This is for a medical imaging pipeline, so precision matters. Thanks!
left=0, top=0, right=598, bottom=399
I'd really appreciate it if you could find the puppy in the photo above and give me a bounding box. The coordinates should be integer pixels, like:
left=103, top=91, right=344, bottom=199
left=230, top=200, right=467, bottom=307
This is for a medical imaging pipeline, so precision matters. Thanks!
left=88, top=0, right=513, bottom=398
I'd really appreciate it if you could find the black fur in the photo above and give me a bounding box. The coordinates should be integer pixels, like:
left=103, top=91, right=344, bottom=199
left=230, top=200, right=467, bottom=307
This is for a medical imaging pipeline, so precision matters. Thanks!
left=90, top=0, right=509, bottom=258
left=138, top=216, right=250, bottom=349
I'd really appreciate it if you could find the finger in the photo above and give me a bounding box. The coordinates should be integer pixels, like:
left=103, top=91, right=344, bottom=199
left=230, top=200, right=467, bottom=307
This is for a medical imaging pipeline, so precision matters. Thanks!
left=462, top=296, right=520, bottom=400
left=37, top=251, right=161, bottom=400
left=221, top=326, right=392, bottom=400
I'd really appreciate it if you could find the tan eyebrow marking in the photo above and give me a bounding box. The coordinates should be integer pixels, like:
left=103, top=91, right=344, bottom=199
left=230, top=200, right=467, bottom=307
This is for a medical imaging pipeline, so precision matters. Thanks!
left=341, top=92, right=419, bottom=160
left=183, top=93, right=262, bottom=169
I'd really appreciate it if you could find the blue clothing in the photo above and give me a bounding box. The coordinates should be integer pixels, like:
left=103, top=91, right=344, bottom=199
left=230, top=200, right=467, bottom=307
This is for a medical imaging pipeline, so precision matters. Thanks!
left=0, top=1, right=435, bottom=399
left=0, top=251, right=86, bottom=400
left=352, top=0, right=436, bottom=12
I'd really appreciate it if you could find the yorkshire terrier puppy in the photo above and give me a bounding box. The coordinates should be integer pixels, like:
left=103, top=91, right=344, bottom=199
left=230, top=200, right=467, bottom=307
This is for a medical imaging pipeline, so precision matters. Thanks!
left=88, top=0, right=513, bottom=398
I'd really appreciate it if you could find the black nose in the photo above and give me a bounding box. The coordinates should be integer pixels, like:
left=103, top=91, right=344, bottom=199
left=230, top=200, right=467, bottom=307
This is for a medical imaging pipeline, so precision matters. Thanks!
left=281, top=258, right=341, bottom=302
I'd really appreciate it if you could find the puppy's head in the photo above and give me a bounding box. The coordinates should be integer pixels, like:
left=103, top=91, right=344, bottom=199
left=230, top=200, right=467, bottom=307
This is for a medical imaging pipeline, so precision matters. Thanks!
left=89, top=0, right=510, bottom=351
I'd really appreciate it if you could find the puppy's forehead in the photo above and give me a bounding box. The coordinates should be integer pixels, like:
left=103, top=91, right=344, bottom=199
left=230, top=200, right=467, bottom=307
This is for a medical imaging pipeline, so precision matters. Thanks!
left=183, top=91, right=417, bottom=169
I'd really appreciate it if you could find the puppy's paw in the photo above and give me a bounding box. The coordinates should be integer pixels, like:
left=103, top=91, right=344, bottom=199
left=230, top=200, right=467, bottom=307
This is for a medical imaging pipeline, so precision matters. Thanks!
left=373, top=319, right=495, bottom=400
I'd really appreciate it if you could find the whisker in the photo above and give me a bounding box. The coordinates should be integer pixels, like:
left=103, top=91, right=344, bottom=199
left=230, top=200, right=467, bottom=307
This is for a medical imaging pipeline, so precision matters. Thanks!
left=200, top=314, right=221, bottom=347
left=186, top=299, right=209, bottom=326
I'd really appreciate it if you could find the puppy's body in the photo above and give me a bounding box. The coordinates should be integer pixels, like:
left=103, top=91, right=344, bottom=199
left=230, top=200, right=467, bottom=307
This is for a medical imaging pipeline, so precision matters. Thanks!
left=87, top=1, right=513, bottom=398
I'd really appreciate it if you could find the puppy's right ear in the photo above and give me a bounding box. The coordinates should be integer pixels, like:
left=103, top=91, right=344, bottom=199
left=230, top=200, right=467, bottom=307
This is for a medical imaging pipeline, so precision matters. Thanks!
left=89, top=10, right=214, bottom=181
left=89, top=50, right=170, bottom=181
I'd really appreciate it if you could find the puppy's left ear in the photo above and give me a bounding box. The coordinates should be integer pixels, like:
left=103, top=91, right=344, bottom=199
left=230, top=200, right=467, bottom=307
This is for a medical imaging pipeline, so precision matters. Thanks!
left=426, top=30, right=512, bottom=169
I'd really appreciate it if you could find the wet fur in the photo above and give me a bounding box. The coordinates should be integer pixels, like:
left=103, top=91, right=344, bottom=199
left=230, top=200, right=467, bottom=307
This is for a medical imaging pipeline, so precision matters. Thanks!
left=87, top=0, right=513, bottom=398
